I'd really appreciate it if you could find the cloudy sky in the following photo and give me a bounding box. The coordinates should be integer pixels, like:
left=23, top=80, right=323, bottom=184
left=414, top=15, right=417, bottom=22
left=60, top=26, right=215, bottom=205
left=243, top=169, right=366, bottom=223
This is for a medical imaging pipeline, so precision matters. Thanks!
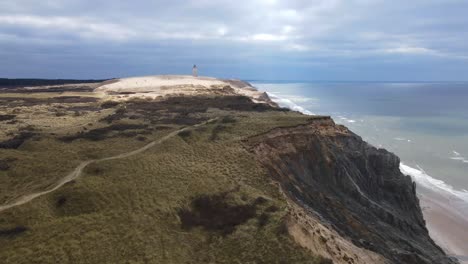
left=1, top=0, right=468, bottom=80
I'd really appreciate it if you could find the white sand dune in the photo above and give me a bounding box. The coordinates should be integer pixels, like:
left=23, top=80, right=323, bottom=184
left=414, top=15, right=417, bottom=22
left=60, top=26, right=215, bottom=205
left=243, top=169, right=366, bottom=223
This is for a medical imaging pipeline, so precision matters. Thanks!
left=96, top=75, right=274, bottom=105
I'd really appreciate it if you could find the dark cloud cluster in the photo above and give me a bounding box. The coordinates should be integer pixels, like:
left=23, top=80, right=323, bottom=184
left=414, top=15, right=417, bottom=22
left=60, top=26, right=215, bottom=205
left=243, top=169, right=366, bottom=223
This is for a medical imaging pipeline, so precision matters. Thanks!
left=1, top=0, right=468, bottom=80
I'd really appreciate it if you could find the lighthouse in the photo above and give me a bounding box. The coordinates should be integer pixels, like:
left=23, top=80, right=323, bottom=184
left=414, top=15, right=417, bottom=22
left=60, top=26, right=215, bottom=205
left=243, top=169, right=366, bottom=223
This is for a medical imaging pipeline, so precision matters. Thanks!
left=192, top=65, right=198, bottom=77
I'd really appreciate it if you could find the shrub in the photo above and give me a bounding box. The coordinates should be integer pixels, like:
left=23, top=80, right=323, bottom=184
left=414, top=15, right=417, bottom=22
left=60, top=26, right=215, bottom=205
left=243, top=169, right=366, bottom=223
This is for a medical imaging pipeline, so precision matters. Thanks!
left=100, top=101, right=120, bottom=109
left=60, top=124, right=148, bottom=142
left=0, top=226, right=28, bottom=238
left=221, top=116, right=236, bottom=124
left=178, top=194, right=257, bottom=235
left=0, top=114, right=15, bottom=121
left=178, top=130, right=192, bottom=139
left=210, top=125, right=227, bottom=141
left=0, top=132, right=35, bottom=149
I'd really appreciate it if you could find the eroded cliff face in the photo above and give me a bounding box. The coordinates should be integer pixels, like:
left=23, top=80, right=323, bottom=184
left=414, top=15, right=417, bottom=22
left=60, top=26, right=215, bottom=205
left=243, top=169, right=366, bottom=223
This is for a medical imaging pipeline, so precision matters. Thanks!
left=247, top=117, right=457, bottom=264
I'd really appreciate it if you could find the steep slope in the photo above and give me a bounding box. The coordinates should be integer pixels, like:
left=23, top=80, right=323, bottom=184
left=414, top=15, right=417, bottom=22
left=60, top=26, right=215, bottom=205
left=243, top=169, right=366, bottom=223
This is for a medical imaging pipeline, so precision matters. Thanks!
left=247, top=117, right=457, bottom=264
left=0, top=90, right=331, bottom=263
left=0, top=78, right=458, bottom=263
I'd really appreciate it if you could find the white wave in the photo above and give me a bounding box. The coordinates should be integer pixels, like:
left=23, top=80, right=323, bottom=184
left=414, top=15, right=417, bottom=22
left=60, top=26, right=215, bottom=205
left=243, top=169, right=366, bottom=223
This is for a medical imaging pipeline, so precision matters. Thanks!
left=449, top=150, right=468, bottom=164
left=400, top=163, right=468, bottom=203
left=279, top=95, right=317, bottom=103
left=266, top=92, right=315, bottom=115
left=450, top=157, right=468, bottom=163
left=394, top=137, right=412, bottom=142
left=267, top=91, right=468, bottom=207
left=336, top=116, right=357, bottom=124
left=416, top=164, right=426, bottom=173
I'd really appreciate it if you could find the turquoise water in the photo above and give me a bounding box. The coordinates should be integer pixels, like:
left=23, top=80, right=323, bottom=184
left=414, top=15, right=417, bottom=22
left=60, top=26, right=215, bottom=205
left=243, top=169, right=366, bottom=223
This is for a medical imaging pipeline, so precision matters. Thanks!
left=251, top=81, right=468, bottom=206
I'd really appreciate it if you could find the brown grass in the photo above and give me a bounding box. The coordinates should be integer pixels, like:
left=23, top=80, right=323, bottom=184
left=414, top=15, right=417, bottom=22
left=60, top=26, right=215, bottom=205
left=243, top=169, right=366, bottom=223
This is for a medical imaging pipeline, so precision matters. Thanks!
left=0, top=94, right=327, bottom=263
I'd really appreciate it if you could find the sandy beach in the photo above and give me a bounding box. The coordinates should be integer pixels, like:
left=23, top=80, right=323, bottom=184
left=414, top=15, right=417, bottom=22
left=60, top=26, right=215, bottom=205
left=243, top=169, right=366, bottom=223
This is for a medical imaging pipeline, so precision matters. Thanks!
left=419, top=187, right=468, bottom=263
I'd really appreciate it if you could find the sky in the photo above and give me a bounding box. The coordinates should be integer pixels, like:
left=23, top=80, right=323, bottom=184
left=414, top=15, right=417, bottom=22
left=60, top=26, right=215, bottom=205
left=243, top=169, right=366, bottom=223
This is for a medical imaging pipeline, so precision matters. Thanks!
left=1, top=0, right=468, bottom=81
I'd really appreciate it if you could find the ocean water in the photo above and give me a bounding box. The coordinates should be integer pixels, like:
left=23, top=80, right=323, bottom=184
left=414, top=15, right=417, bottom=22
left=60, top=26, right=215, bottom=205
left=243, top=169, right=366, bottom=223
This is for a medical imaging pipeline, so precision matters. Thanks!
left=251, top=81, right=468, bottom=216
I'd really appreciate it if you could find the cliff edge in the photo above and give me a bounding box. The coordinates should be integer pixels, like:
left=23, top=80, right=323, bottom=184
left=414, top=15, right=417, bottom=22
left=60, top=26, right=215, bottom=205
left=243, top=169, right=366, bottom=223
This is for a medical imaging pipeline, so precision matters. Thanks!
left=247, top=117, right=457, bottom=264
left=0, top=76, right=458, bottom=263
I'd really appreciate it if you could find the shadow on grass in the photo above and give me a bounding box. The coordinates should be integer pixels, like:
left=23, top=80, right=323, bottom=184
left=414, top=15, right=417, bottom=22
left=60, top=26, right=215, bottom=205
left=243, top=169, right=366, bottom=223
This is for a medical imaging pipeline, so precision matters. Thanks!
left=0, top=226, right=28, bottom=238
left=60, top=124, right=149, bottom=142
left=178, top=193, right=257, bottom=236
left=0, top=132, right=35, bottom=149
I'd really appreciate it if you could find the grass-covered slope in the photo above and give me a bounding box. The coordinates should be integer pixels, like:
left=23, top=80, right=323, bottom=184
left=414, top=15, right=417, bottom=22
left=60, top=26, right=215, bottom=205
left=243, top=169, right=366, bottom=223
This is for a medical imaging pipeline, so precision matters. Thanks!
left=0, top=90, right=329, bottom=263
left=0, top=78, right=107, bottom=89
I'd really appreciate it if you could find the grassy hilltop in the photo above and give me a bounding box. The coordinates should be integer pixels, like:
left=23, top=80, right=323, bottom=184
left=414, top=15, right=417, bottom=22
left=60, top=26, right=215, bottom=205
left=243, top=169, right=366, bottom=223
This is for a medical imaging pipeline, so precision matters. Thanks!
left=0, top=77, right=452, bottom=264
left=0, top=84, right=329, bottom=263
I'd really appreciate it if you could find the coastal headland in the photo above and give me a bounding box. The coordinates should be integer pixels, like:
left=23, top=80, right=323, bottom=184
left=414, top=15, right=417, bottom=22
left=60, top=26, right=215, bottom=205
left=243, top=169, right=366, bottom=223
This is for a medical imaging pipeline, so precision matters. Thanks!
left=0, top=75, right=460, bottom=263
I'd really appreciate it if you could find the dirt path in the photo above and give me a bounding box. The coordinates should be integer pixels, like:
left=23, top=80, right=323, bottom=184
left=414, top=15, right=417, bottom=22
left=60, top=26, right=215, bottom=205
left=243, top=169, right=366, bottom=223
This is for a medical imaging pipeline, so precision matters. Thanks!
left=0, top=119, right=215, bottom=213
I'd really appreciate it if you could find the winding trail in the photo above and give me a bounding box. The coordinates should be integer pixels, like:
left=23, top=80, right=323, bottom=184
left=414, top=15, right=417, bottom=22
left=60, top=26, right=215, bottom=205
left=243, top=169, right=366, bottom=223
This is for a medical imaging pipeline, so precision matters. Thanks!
left=0, top=119, right=215, bottom=213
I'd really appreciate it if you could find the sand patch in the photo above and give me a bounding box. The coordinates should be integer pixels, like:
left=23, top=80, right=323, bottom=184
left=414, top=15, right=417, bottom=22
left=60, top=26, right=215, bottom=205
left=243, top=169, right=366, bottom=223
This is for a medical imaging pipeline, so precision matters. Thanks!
left=95, top=75, right=275, bottom=105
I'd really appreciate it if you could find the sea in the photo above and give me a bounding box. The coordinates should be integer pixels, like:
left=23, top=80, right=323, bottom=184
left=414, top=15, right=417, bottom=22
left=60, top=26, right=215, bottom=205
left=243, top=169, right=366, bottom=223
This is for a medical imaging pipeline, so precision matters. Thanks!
left=251, top=81, right=468, bottom=258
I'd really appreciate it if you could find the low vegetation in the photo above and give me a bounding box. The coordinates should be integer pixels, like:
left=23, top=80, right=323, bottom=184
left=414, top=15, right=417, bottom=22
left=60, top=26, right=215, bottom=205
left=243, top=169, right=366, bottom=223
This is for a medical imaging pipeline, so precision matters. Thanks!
left=99, top=100, right=120, bottom=109
left=0, top=89, right=331, bottom=263
left=60, top=123, right=149, bottom=142
left=0, top=78, right=106, bottom=88
left=0, top=96, right=99, bottom=107
left=0, top=132, right=35, bottom=149
left=178, top=193, right=257, bottom=235
left=0, top=226, right=28, bottom=238
left=0, top=115, right=16, bottom=121
left=0, top=159, right=12, bottom=171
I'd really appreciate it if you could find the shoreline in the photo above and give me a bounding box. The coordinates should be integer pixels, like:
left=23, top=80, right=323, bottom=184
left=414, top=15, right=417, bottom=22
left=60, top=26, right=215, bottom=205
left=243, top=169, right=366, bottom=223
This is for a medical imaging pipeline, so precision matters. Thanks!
left=419, top=187, right=468, bottom=263
left=263, top=89, right=468, bottom=263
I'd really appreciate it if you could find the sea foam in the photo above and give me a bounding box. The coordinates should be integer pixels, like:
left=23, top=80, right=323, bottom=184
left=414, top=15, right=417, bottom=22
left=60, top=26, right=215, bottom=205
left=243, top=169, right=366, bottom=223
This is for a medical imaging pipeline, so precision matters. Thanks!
left=266, top=91, right=468, bottom=206
left=266, top=92, right=315, bottom=115
left=450, top=150, right=468, bottom=164
left=400, top=163, right=468, bottom=203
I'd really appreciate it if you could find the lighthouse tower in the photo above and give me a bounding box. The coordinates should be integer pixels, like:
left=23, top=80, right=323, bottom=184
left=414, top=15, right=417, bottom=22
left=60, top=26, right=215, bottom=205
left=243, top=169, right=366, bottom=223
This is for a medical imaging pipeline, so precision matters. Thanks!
left=192, top=65, right=198, bottom=77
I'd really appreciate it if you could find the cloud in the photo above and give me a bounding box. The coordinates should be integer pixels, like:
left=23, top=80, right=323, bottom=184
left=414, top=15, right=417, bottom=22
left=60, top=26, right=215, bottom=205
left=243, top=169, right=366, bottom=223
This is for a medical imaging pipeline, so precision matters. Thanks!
left=384, top=46, right=436, bottom=55
left=277, top=9, right=303, bottom=21
left=382, top=46, right=468, bottom=60
left=1, top=0, right=468, bottom=79
left=247, top=34, right=288, bottom=42
left=285, top=44, right=311, bottom=52
left=0, top=15, right=134, bottom=41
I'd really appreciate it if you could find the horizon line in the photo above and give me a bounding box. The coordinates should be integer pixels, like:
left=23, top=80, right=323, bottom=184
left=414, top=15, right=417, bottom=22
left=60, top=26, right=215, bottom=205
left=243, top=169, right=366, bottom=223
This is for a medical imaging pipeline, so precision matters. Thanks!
left=2, top=76, right=468, bottom=84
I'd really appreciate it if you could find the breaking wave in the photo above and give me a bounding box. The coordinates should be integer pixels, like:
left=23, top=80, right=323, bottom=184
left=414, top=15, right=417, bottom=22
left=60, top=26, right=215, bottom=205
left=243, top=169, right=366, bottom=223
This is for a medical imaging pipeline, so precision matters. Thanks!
left=337, top=116, right=357, bottom=124
left=267, top=91, right=468, bottom=206
left=266, top=92, right=315, bottom=115
left=394, top=137, right=412, bottom=142
left=450, top=150, right=468, bottom=164
left=400, top=163, right=468, bottom=203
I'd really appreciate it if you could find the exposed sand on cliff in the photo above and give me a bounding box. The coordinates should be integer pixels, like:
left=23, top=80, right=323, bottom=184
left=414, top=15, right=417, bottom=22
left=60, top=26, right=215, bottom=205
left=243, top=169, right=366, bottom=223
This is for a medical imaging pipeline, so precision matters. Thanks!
left=286, top=201, right=388, bottom=264
left=95, top=75, right=273, bottom=105
left=98, top=75, right=227, bottom=91
left=265, top=90, right=467, bottom=262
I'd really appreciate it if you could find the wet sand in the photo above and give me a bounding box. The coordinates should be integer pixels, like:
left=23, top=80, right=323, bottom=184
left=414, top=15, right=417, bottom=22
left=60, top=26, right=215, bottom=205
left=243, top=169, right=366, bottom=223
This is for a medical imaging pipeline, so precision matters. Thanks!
left=419, top=187, right=468, bottom=263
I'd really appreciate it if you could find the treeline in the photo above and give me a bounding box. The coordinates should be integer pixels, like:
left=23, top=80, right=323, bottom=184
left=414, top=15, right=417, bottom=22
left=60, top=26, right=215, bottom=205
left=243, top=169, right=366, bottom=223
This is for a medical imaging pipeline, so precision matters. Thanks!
left=0, top=78, right=108, bottom=88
